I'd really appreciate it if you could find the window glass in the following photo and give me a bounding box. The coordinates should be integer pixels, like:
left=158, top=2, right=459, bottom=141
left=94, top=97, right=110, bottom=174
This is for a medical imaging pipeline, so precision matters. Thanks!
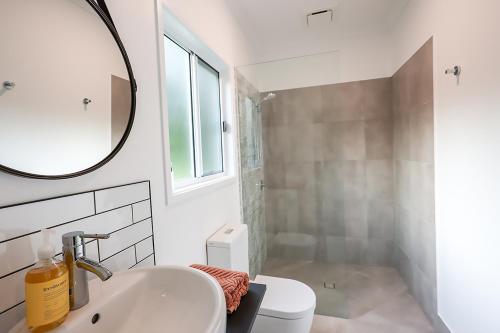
left=164, top=38, right=195, bottom=183
left=197, top=59, right=223, bottom=176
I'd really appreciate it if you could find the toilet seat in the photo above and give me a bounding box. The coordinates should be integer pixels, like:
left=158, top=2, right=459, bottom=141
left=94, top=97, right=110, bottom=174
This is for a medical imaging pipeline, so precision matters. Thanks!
left=254, top=275, right=316, bottom=320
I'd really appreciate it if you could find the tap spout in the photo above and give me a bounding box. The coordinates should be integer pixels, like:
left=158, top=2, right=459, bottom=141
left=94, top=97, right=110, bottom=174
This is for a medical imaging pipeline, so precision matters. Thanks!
left=76, top=257, right=113, bottom=281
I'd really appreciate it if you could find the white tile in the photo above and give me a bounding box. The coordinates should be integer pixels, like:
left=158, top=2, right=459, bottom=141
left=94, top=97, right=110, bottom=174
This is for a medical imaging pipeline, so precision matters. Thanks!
left=135, top=237, right=154, bottom=262
left=0, top=233, right=38, bottom=278
left=133, top=255, right=155, bottom=269
left=51, top=206, right=132, bottom=239
left=0, top=207, right=132, bottom=278
left=101, top=247, right=136, bottom=273
left=132, top=200, right=151, bottom=222
left=0, top=302, right=25, bottom=333
left=86, top=240, right=99, bottom=262
left=0, top=267, right=30, bottom=314
left=94, top=182, right=149, bottom=213
left=0, top=193, right=94, bottom=242
left=99, top=219, right=152, bottom=260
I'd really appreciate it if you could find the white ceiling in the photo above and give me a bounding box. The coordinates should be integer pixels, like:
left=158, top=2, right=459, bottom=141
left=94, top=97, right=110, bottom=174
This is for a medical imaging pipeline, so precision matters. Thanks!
left=226, top=0, right=410, bottom=64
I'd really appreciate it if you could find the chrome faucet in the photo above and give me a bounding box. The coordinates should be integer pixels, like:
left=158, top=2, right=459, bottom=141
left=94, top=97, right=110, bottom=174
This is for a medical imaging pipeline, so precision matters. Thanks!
left=62, top=231, right=113, bottom=310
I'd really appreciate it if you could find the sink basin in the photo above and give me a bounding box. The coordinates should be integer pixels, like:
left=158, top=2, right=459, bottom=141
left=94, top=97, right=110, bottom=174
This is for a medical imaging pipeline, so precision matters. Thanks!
left=11, top=266, right=226, bottom=333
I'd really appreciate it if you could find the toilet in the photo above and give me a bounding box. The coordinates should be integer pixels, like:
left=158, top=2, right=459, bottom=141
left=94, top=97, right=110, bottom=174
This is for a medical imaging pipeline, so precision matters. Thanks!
left=207, top=224, right=316, bottom=333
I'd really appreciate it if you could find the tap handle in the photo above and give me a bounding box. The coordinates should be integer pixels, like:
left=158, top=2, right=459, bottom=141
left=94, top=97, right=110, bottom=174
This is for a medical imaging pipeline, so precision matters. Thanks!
left=62, top=231, right=110, bottom=248
left=81, top=233, right=110, bottom=240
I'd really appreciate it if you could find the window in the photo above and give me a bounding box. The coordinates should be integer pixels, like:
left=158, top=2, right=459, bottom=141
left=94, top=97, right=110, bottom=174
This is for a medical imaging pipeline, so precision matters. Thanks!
left=164, top=36, right=224, bottom=189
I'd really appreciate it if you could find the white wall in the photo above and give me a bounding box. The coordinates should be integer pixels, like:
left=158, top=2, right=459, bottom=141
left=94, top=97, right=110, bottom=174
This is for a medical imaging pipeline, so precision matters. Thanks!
left=0, top=0, right=250, bottom=268
left=393, top=1, right=500, bottom=332
left=238, top=32, right=393, bottom=91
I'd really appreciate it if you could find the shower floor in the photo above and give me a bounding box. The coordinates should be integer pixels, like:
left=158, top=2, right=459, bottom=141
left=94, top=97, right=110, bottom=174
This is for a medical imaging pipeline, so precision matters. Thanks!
left=261, top=258, right=434, bottom=333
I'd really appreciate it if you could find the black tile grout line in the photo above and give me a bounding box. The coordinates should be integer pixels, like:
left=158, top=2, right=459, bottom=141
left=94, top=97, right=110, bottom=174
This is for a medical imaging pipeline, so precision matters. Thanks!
left=133, top=244, right=138, bottom=264
left=1, top=253, right=155, bottom=318
left=0, top=198, right=151, bottom=245
left=148, top=182, right=157, bottom=266
left=1, top=239, right=98, bottom=280
left=96, top=198, right=150, bottom=216
left=129, top=253, right=154, bottom=269
left=0, top=256, right=157, bottom=317
left=97, top=238, right=102, bottom=262
left=1, top=237, right=153, bottom=307
left=0, top=263, right=35, bottom=280
left=100, top=235, right=153, bottom=262
left=0, top=180, right=149, bottom=211
left=130, top=204, right=134, bottom=223
left=0, top=300, right=24, bottom=317
left=107, top=217, right=152, bottom=237
left=0, top=181, right=155, bottom=317
left=0, top=220, right=151, bottom=280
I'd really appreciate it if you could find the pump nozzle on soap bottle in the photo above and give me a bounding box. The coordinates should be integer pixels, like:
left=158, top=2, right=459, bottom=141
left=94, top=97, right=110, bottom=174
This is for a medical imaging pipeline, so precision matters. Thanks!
left=37, top=229, right=56, bottom=260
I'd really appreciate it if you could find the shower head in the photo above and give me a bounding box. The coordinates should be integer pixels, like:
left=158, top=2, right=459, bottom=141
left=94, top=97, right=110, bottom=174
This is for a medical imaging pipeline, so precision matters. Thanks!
left=256, top=93, right=276, bottom=109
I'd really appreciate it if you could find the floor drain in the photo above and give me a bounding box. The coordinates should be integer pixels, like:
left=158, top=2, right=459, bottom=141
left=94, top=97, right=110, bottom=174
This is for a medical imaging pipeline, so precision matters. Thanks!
left=324, top=282, right=336, bottom=289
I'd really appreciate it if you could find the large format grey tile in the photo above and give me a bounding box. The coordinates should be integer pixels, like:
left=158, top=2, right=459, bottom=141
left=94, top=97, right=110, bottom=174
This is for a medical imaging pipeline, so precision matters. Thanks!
left=285, top=123, right=315, bottom=162
left=366, top=160, right=393, bottom=202
left=361, top=78, right=393, bottom=120
left=263, top=159, right=286, bottom=189
left=365, top=118, right=393, bottom=159
left=319, top=81, right=364, bottom=123
left=409, top=102, right=434, bottom=163
left=367, top=199, right=394, bottom=239
left=279, top=86, right=322, bottom=125
left=262, top=126, right=288, bottom=161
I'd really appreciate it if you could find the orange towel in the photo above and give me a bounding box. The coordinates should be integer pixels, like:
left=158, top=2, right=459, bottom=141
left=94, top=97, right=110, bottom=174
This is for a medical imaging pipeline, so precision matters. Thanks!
left=191, top=264, right=249, bottom=313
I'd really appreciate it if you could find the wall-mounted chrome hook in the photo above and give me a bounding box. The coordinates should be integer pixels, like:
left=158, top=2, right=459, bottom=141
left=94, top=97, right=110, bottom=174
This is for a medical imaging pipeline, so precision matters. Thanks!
left=3, top=81, right=16, bottom=90
left=445, top=65, right=461, bottom=85
left=445, top=65, right=461, bottom=76
left=83, top=98, right=92, bottom=105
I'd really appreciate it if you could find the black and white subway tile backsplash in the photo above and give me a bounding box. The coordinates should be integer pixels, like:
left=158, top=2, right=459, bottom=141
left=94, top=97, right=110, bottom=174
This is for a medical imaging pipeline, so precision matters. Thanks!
left=0, top=181, right=156, bottom=332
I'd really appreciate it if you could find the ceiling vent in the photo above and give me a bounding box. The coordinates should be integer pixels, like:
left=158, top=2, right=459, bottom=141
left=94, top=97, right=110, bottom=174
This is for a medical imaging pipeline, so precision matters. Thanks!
left=306, top=9, right=334, bottom=28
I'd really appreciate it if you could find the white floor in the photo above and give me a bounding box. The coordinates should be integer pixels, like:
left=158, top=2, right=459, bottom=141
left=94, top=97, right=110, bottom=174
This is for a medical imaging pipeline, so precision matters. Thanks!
left=262, top=259, right=434, bottom=333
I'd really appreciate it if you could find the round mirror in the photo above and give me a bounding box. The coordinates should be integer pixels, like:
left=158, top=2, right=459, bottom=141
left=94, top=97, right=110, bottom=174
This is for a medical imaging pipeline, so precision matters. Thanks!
left=0, top=0, right=136, bottom=179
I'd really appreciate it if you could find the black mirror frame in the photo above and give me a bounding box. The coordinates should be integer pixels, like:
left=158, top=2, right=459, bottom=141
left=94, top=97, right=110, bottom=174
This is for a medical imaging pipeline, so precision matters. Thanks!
left=0, top=0, right=137, bottom=180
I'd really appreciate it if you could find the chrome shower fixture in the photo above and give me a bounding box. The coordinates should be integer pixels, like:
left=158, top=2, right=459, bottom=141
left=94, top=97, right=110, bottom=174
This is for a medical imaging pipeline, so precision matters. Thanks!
left=256, top=92, right=276, bottom=110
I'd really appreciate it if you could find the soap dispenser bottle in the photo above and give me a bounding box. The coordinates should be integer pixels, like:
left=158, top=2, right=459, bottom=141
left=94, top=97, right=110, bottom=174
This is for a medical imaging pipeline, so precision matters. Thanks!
left=25, top=229, right=69, bottom=332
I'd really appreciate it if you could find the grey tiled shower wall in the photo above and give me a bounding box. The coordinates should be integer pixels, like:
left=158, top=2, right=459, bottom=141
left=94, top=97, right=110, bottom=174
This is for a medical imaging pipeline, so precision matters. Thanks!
left=393, top=39, right=437, bottom=324
left=262, top=78, right=395, bottom=266
left=236, top=72, right=267, bottom=279
left=261, top=38, right=436, bottom=325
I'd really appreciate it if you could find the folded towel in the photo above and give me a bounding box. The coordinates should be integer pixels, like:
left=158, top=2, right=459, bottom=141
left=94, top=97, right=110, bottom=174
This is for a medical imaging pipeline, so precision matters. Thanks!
left=190, top=264, right=249, bottom=314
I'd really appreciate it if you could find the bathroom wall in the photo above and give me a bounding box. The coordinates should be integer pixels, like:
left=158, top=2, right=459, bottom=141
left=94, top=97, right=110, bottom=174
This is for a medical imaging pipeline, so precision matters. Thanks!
left=0, top=182, right=155, bottom=331
left=392, top=38, right=436, bottom=324
left=262, top=78, right=395, bottom=266
left=0, top=0, right=252, bottom=278
left=238, top=33, right=394, bottom=92
left=393, top=1, right=500, bottom=332
left=236, top=71, right=267, bottom=278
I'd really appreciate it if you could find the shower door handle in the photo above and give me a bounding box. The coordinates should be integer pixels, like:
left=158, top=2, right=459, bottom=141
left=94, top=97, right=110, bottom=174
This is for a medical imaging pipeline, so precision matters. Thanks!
left=256, top=180, right=266, bottom=191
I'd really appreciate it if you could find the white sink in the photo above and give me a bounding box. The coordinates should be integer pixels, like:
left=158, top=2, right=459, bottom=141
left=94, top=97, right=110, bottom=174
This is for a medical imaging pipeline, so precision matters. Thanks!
left=11, top=266, right=226, bottom=333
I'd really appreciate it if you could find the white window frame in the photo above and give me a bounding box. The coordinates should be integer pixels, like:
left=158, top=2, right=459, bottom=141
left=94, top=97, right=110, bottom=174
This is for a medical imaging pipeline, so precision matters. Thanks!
left=158, top=7, right=236, bottom=203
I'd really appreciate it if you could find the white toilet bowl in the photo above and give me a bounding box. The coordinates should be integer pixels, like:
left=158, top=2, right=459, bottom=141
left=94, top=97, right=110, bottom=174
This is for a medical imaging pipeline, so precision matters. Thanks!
left=251, top=275, right=316, bottom=333
left=206, top=225, right=316, bottom=333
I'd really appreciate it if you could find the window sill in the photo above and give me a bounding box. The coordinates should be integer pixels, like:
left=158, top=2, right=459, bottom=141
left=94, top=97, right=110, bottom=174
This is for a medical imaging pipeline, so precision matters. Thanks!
left=167, top=175, right=237, bottom=205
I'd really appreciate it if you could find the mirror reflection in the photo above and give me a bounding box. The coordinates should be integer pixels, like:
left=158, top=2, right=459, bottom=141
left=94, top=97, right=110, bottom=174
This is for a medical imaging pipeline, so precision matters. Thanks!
left=0, top=0, right=133, bottom=177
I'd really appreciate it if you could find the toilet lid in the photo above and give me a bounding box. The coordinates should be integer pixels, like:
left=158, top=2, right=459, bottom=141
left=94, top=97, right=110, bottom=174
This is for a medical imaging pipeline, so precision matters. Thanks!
left=254, top=275, right=316, bottom=320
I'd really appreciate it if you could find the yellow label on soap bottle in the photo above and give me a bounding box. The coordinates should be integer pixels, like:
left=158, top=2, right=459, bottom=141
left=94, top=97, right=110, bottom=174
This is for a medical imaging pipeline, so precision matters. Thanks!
left=25, top=271, right=69, bottom=327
